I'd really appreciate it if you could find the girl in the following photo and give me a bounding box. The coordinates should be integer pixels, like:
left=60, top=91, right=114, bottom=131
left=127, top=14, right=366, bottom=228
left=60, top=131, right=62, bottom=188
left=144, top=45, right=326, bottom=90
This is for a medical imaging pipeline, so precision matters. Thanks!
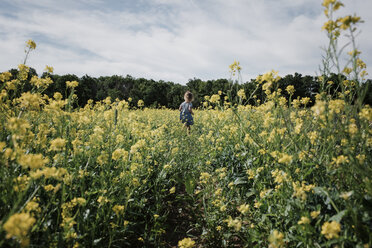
left=179, top=91, right=194, bottom=135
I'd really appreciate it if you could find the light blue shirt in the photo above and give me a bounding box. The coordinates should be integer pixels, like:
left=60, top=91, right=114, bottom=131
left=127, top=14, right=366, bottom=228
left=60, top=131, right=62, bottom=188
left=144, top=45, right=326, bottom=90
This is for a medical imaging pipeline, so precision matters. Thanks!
left=180, top=102, right=192, bottom=114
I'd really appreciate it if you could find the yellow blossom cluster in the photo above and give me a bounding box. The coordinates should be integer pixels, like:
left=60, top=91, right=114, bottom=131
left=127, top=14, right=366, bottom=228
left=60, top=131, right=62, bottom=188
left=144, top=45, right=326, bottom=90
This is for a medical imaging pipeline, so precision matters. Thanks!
left=178, top=237, right=195, bottom=248
left=18, top=153, right=49, bottom=169
left=321, top=221, right=341, bottom=239
left=30, top=167, right=68, bottom=181
left=268, top=230, right=284, bottom=248
left=66, top=80, right=79, bottom=88
left=199, top=172, right=211, bottom=184
left=26, top=39, right=36, bottom=50
left=112, top=205, right=125, bottom=216
left=298, top=216, right=310, bottom=225
left=292, top=181, right=315, bottom=201
left=229, top=60, right=241, bottom=76
left=3, top=212, right=36, bottom=247
left=225, top=216, right=242, bottom=232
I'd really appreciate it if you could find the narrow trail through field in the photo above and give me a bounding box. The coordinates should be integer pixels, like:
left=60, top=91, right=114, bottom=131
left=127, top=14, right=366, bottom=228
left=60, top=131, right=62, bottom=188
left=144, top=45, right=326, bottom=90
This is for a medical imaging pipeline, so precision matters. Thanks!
left=160, top=125, right=206, bottom=247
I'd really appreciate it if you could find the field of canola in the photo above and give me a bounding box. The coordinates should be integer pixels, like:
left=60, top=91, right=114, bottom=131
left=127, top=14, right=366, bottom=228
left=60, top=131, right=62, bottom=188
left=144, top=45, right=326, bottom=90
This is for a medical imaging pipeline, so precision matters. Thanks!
left=1, top=79, right=371, bottom=247
left=1, top=1, right=372, bottom=247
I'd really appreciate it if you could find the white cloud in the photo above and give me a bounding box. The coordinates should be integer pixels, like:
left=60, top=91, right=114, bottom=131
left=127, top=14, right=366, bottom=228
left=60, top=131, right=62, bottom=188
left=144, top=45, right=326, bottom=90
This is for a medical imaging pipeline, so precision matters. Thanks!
left=0, top=0, right=371, bottom=84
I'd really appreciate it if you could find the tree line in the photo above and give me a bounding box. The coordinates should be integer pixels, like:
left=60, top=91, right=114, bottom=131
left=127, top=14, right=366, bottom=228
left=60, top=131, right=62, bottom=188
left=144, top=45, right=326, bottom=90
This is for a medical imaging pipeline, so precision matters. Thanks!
left=5, top=68, right=372, bottom=108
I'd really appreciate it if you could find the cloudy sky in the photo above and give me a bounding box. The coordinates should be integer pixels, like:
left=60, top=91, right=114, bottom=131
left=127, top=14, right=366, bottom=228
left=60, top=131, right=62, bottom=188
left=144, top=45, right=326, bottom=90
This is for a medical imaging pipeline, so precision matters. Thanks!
left=0, top=0, right=371, bottom=84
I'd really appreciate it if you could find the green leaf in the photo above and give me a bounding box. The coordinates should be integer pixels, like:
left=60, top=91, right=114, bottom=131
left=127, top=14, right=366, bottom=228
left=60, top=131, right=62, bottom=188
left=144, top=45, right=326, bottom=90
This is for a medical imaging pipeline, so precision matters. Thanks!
left=329, top=209, right=347, bottom=222
left=234, top=177, right=247, bottom=185
left=245, top=191, right=255, bottom=198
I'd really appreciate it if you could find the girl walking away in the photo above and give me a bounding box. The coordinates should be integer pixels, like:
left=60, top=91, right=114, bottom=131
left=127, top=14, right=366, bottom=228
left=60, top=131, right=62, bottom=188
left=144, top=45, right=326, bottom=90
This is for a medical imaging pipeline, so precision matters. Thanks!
left=179, top=91, right=194, bottom=135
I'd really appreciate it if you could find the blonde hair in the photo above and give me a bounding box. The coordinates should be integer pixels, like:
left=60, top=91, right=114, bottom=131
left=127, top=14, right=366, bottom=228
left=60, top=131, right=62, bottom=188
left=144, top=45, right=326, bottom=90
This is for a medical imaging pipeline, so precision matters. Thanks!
left=184, top=91, right=193, bottom=101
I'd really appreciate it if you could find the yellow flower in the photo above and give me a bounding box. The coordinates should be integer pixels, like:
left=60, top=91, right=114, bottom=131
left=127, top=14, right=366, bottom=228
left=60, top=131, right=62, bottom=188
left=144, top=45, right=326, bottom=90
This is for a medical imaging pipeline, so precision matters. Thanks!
left=226, top=216, right=242, bottom=231
left=308, top=131, right=318, bottom=145
left=311, top=100, right=326, bottom=116
left=25, top=200, right=41, bottom=214
left=331, top=155, right=349, bottom=167
left=112, top=148, right=128, bottom=161
left=300, top=97, right=311, bottom=106
left=7, top=117, right=30, bottom=136
left=337, top=15, right=362, bottom=30
left=54, top=92, right=63, bottom=100
left=298, top=216, right=310, bottom=225
left=329, top=99, right=345, bottom=114
left=357, top=59, right=366, bottom=69
left=271, top=169, right=288, bottom=184
left=292, top=99, right=300, bottom=108
left=26, top=39, right=36, bottom=50
left=132, top=177, right=140, bottom=186
left=238, top=204, right=250, bottom=214
left=339, top=191, right=353, bottom=200
left=44, top=65, right=54, bottom=74
left=321, top=221, right=341, bottom=239
left=0, top=141, right=6, bottom=152
left=343, top=67, right=352, bottom=75
left=17, top=92, right=44, bottom=110
left=356, top=154, right=366, bottom=164
left=49, top=138, right=66, bottom=151
left=44, top=184, right=55, bottom=192
left=359, top=106, right=372, bottom=122
left=66, top=80, right=79, bottom=88
left=18, top=153, right=49, bottom=170
left=311, top=210, right=320, bottom=219
left=254, top=201, right=262, bottom=208
left=30, top=75, right=53, bottom=89
left=322, top=0, right=336, bottom=8
left=286, top=85, right=295, bottom=95
left=71, top=197, right=86, bottom=206
left=260, top=188, right=271, bottom=198
left=247, top=169, right=255, bottom=179
left=18, top=64, right=30, bottom=81
left=209, top=94, right=220, bottom=103
left=348, top=119, right=358, bottom=135
left=163, top=164, right=172, bottom=170
left=112, top=205, right=125, bottom=216
left=0, top=71, right=12, bottom=82
left=178, top=237, right=195, bottom=248
left=278, top=153, right=292, bottom=164
left=229, top=60, right=241, bottom=75
left=13, top=175, right=30, bottom=192
left=268, top=230, right=284, bottom=248
left=257, top=70, right=280, bottom=84
left=137, top=99, right=144, bottom=107
left=292, top=181, right=315, bottom=201
left=97, top=196, right=110, bottom=205
left=237, top=89, right=246, bottom=99
left=199, top=172, right=211, bottom=183
left=3, top=212, right=36, bottom=246
left=29, top=167, right=68, bottom=181
left=169, top=186, right=176, bottom=194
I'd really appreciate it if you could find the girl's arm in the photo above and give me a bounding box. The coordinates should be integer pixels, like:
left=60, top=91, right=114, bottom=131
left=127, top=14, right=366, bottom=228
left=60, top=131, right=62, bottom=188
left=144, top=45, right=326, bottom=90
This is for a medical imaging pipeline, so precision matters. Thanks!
left=189, top=106, right=194, bottom=115
left=179, top=104, right=182, bottom=111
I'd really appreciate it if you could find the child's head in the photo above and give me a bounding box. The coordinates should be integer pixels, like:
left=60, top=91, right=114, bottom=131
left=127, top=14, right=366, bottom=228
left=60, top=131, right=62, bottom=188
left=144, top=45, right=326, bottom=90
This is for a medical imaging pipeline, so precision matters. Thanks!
left=184, top=91, right=193, bottom=102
